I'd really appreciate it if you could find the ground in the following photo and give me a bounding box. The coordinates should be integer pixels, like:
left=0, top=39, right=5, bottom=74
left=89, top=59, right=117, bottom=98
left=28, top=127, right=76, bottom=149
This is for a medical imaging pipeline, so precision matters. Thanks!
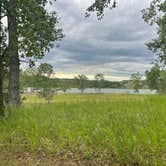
left=0, top=94, right=166, bottom=165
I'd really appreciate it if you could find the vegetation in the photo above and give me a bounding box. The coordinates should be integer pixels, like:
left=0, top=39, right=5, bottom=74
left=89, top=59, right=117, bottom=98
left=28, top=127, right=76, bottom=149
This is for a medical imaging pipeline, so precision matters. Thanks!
left=146, top=64, right=166, bottom=94
left=86, top=0, right=117, bottom=19
left=95, top=73, right=104, bottom=93
left=0, top=94, right=166, bottom=165
left=19, top=68, right=148, bottom=92
left=142, top=0, right=166, bottom=64
left=38, top=88, right=55, bottom=103
left=130, top=72, right=142, bottom=93
left=74, top=74, right=88, bottom=94
left=38, top=63, right=54, bottom=77
left=0, top=1, right=166, bottom=165
left=0, top=0, right=63, bottom=106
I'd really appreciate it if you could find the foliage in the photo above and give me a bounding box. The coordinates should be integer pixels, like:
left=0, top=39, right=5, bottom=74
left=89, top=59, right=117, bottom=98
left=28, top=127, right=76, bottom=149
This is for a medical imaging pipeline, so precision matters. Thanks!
left=145, top=64, right=160, bottom=90
left=0, top=94, right=166, bottom=165
left=146, top=64, right=166, bottom=93
left=20, top=69, right=58, bottom=90
left=74, top=74, right=88, bottom=94
left=86, top=0, right=117, bottom=19
left=130, top=72, right=142, bottom=93
left=38, top=63, right=53, bottom=77
left=38, top=88, right=55, bottom=103
left=158, top=70, right=166, bottom=93
left=4, top=0, right=63, bottom=62
left=20, top=69, right=148, bottom=91
left=1, top=0, right=63, bottom=105
left=142, top=0, right=166, bottom=64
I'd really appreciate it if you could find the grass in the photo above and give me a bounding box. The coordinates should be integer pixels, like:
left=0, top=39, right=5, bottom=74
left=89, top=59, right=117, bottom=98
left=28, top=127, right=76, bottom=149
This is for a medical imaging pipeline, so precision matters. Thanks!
left=0, top=94, right=166, bottom=165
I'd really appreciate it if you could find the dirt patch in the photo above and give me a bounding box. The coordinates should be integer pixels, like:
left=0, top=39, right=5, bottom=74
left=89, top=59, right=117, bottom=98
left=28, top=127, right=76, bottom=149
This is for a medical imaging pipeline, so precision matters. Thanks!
left=0, top=152, right=82, bottom=166
left=0, top=152, right=118, bottom=166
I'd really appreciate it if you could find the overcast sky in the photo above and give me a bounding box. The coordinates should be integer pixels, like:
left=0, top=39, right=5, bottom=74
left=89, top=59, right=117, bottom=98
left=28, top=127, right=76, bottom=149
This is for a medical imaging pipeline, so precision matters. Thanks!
left=41, top=0, right=156, bottom=81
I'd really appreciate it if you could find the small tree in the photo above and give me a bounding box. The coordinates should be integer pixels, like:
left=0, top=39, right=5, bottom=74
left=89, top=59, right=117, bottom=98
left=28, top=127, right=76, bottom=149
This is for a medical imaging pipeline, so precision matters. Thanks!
left=75, top=74, right=88, bottom=94
left=95, top=73, right=104, bottom=93
left=130, top=72, right=142, bottom=93
left=37, top=63, right=56, bottom=102
left=38, top=88, right=55, bottom=104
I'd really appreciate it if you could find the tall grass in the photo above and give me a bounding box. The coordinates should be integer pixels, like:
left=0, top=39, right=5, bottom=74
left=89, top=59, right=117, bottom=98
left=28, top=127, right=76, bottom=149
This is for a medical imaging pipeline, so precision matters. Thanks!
left=0, top=94, right=166, bottom=165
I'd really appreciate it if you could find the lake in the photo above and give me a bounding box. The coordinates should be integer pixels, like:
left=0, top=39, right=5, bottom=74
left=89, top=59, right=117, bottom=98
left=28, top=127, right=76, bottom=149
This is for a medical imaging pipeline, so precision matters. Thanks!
left=63, top=88, right=157, bottom=94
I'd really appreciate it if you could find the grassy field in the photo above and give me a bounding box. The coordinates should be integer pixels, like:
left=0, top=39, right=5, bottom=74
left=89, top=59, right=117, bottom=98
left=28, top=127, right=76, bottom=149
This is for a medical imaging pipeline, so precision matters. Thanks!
left=0, top=94, right=166, bottom=165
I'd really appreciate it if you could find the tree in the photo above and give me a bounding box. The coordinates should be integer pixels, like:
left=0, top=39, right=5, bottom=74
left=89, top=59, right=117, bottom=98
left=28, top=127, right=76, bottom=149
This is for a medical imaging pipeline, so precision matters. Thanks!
left=75, top=74, right=88, bottom=94
left=38, top=63, right=53, bottom=77
left=130, top=72, right=142, bottom=93
left=145, top=64, right=160, bottom=90
left=36, top=63, right=57, bottom=102
left=95, top=73, right=104, bottom=93
left=0, top=1, right=8, bottom=115
left=20, top=67, right=58, bottom=91
left=0, top=0, right=63, bottom=106
left=158, top=70, right=166, bottom=94
left=0, top=16, right=4, bottom=115
left=38, top=88, right=55, bottom=104
left=142, top=0, right=166, bottom=64
left=146, top=64, right=166, bottom=94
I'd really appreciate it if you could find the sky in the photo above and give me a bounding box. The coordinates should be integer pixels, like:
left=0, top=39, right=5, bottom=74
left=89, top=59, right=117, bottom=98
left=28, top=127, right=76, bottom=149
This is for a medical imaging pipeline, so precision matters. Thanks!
left=40, top=0, right=156, bottom=81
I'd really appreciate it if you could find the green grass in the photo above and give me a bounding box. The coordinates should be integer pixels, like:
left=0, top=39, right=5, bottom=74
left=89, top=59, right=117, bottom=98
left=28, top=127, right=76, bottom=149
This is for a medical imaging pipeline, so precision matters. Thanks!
left=0, top=94, right=166, bottom=165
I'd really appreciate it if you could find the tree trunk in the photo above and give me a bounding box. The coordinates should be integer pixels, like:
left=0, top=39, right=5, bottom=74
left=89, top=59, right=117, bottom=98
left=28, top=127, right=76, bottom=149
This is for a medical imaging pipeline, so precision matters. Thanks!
left=7, top=0, right=20, bottom=106
left=0, top=57, right=4, bottom=116
left=0, top=2, right=4, bottom=115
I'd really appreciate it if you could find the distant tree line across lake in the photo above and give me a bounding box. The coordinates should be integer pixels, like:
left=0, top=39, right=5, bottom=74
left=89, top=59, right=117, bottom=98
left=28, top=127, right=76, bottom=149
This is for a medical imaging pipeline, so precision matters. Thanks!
left=3, top=63, right=148, bottom=93
left=3, top=62, right=166, bottom=100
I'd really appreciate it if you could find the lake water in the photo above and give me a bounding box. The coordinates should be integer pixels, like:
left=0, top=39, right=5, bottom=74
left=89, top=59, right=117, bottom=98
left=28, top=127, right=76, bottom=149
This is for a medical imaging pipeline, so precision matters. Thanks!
left=63, top=88, right=157, bottom=94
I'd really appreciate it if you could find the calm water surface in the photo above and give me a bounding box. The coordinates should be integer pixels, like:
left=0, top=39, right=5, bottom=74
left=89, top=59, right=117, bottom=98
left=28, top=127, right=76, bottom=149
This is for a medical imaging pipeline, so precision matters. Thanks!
left=64, top=88, right=156, bottom=94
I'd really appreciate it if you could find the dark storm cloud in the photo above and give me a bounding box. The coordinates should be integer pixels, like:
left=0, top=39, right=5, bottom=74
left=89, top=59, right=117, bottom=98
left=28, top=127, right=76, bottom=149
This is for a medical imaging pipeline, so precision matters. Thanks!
left=43, top=0, right=156, bottom=80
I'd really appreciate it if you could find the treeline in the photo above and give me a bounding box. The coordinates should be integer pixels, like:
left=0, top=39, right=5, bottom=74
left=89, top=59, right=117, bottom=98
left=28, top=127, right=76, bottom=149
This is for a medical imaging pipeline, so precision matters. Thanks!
left=18, top=63, right=147, bottom=92
left=20, top=75, right=126, bottom=90
left=3, top=63, right=165, bottom=97
left=3, top=62, right=166, bottom=103
left=19, top=63, right=166, bottom=95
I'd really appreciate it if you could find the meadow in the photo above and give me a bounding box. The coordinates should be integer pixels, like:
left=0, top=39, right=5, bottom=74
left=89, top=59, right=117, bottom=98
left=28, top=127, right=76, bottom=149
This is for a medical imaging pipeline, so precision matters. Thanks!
left=0, top=94, right=166, bottom=165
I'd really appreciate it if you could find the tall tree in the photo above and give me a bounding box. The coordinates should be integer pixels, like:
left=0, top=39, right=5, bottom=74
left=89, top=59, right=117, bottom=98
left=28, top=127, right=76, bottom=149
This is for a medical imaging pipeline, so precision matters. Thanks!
left=7, top=0, right=20, bottom=106
left=0, top=26, right=4, bottom=115
left=0, top=1, right=4, bottom=115
left=4, top=0, right=63, bottom=105
left=0, top=0, right=7, bottom=115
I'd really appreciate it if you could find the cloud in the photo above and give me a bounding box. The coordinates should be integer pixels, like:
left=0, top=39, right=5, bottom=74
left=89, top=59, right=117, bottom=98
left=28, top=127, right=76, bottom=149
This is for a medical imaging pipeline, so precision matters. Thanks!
left=41, top=0, right=156, bottom=81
